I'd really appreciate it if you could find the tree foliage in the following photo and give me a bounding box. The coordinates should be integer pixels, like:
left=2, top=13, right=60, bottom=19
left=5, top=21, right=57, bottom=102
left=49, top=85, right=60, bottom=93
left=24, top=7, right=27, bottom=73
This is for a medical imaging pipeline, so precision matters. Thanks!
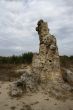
left=0, top=52, right=33, bottom=64
left=0, top=53, right=73, bottom=66
left=60, top=55, right=73, bottom=68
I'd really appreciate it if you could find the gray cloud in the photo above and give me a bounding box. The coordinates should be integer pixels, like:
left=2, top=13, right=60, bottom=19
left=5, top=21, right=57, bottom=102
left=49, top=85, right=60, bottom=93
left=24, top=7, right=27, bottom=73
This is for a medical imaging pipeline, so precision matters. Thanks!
left=0, top=0, right=73, bottom=56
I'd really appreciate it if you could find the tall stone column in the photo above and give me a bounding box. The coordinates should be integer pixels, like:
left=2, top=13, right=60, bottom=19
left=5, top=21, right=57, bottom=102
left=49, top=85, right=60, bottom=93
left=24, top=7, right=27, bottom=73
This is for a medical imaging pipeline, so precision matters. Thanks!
left=32, top=20, right=61, bottom=83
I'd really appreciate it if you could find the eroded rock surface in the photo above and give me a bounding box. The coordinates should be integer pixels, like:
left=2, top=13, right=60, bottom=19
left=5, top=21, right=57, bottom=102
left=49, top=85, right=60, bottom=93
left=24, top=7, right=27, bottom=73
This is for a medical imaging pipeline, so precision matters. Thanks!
left=10, top=20, right=73, bottom=97
left=10, top=70, right=40, bottom=96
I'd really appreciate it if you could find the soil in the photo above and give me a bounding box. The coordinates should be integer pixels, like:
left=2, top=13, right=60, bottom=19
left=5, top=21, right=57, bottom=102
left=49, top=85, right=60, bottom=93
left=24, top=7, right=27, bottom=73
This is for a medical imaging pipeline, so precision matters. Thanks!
left=0, top=64, right=73, bottom=110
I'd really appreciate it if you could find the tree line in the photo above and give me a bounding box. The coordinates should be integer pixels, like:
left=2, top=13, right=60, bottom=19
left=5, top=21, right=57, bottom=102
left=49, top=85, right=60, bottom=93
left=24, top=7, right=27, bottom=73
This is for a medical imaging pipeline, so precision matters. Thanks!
left=0, top=52, right=33, bottom=64
left=60, top=55, right=73, bottom=68
left=0, top=53, right=73, bottom=66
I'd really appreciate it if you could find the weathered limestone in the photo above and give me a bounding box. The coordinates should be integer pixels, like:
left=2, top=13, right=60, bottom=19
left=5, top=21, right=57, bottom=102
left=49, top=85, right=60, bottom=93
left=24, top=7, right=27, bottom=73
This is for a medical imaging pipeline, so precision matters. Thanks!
left=10, top=20, right=63, bottom=96
left=32, top=20, right=61, bottom=83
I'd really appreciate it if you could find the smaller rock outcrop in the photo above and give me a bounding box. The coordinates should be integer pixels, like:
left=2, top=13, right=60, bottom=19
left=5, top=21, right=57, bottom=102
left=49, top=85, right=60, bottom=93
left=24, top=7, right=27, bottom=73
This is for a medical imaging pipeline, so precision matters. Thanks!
left=10, top=71, right=40, bottom=96
left=62, top=69, right=73, bottom=86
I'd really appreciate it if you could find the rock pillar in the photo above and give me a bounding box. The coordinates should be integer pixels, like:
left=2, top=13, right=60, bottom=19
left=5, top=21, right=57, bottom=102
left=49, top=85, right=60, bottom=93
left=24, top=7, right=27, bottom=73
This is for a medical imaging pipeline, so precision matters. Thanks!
left=32, top=20, right=61, bottom=83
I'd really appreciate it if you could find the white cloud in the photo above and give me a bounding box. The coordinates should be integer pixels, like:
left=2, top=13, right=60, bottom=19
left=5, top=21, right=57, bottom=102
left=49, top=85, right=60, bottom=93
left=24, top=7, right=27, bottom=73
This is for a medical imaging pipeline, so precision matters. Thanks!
left=0, top=0, right=73, bottom=56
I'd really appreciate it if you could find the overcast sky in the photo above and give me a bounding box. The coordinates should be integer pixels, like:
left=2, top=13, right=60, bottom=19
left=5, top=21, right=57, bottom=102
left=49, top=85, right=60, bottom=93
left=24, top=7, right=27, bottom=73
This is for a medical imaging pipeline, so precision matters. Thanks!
left=0, top=0, right=73, bottom=56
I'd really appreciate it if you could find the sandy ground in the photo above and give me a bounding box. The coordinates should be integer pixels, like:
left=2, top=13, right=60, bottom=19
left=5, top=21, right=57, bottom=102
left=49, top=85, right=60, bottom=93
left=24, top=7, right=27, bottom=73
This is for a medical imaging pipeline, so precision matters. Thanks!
left=0, top=81, right=73, bottom=110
